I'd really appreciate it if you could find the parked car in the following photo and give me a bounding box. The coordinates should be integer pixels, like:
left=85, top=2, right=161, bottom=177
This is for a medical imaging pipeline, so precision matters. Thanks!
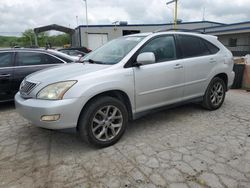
left=58, top=47, right=91, bottom=54
left=15, top=32, right=235, bottom=147
left=58, top=49, right=87, bottom=57
left=0, top=48, right=77, bottom=102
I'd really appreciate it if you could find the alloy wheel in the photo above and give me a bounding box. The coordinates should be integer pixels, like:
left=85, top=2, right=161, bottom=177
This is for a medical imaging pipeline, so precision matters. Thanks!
left=210, top=82, right=224, bottom=106
left=91, top=105, right=123, bottom=142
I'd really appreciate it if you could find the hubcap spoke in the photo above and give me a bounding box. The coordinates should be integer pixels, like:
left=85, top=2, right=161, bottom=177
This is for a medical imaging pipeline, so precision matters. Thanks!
left=109, top=126, right=116, bottom=136
left=104, top=128, right=109, bottom=140
left=105, top=106, right=111, bottom=116
left=112, top=115, right=122, bottom=120
left=96, top=128, right=106, bottom=139
left=93, top=118, right=101, bottom=124
left=109, top=108, right=118, bottom=119
left=97, top=110, right=106, bottom=119
left=111, top=122, right=122, bottom=128
left=93, top=124, right=103, bottom=132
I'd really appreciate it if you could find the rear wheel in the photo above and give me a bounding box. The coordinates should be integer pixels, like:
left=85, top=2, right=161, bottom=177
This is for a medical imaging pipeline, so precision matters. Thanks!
left=78, top=96, right=128, bottom=147
left=202, top=77, right=226, bottom=110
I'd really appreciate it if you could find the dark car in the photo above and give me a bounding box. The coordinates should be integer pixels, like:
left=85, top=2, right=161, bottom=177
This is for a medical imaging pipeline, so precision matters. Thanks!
left=58, top=46, right=92, bottom=54
left=0, top=48, right=76, bottom=102
left=58, top=49, right=87, bottom=57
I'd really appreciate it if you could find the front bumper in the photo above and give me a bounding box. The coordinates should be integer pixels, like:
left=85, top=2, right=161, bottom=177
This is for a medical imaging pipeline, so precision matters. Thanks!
left=15, top=92, right=82, bottom=129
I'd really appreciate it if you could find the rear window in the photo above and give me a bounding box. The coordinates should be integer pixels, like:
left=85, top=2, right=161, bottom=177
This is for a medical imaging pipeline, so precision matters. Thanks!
left=179, top=35, right=211, bottom=58
left=0, top=52, right=13, bottom=67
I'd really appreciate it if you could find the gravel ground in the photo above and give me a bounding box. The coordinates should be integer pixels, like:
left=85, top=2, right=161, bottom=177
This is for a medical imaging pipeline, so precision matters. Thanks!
left=0, top=90, right=250, bottom=188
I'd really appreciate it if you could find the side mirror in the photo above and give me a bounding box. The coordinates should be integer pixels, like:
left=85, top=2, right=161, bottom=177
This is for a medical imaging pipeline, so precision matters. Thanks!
left=136, top=52, right=156, bottom=66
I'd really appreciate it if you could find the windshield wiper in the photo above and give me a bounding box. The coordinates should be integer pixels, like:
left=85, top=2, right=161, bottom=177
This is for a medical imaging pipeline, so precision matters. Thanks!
left=82, top=59, right=105, bottom=64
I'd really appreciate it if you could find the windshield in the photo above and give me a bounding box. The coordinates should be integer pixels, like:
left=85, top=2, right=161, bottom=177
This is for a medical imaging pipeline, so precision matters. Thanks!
left=83, top=36, right=145, bottom=65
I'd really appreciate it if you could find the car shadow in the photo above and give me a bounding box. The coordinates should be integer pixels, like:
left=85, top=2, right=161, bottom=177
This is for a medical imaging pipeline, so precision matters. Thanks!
left=125, top=103, right=203, bottom=137
left=0, top=101, right=15, bottom=111
left=29, top=103, right=203, bottom=151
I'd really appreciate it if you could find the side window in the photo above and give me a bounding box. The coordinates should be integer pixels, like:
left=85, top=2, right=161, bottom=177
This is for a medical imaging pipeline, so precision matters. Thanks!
left=17, top=52, right=43, bottom=66
left=179, top=35, right=210, bottom=58
left=0, top=52, right=13, bottom=67
left=43, top=54, right=64, bottom=64
left=139, top=36, right=177, bottom=63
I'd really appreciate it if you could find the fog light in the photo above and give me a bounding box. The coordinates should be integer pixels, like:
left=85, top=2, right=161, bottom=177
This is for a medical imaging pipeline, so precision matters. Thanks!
left=41, top=114, right=60, bottom=122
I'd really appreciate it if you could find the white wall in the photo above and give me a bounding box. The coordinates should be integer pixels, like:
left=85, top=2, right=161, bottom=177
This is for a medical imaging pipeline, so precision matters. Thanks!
left=78, top=22, right=222, bottom=48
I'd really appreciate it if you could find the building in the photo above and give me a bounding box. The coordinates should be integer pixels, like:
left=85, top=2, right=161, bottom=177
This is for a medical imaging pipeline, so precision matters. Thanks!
left=196, top=21, right=250, bottom=56
left=72, top=20, right=250, bottom=56
left=72, top=21, right=223, bottom=50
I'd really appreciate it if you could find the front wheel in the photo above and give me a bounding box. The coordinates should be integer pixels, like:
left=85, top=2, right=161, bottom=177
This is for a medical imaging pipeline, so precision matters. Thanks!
left=78, top=96, right=128, bottom=147
left=202, top=77, right=226, bottom=110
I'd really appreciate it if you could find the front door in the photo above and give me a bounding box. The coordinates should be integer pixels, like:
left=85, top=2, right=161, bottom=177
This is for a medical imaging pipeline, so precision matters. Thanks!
left=0, top=52, right=14, bottom=101
left=134, top=35, right=184, bottom=113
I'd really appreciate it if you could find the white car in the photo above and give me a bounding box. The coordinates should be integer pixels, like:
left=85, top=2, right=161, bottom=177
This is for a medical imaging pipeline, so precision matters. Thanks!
left=15, top=32, right=235, bottom=147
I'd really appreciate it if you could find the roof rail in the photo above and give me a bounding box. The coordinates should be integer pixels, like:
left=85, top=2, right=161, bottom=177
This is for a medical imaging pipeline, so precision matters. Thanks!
left=154, top=28, right=205, bottom=34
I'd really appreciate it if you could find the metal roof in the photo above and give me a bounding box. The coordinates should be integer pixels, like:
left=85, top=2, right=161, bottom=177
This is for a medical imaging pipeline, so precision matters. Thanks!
left=75, top=21, right=225, bottom=29
left=34, top=24, right=74, bottom=34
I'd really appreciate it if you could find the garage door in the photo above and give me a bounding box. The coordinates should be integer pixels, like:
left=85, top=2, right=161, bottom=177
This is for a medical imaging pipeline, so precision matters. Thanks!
left=87, top=33, right=108, bottom=50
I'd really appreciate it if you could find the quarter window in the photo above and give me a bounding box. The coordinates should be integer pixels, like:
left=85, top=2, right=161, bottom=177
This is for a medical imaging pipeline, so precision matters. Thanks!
left=179, top=35, right=210, bottom=58
left=204, top=40, right=219, bottom=54
left=0, top=52, right=13, bottom=67
left=140, top=36, right=177, bottom=63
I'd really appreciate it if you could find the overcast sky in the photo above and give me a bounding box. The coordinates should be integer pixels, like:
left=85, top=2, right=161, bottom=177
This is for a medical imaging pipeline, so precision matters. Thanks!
left=0, top=0, right=250, bottom=36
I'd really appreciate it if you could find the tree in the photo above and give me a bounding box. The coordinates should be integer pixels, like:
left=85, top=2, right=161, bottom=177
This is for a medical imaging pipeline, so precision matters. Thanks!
left=0, top=29, right=71, bottom=48
left=22, top=29, right=35, bottom=47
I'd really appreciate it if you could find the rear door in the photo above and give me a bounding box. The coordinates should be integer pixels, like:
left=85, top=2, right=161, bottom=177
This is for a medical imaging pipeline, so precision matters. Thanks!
left=12, top=51, right=65, bottom=94
left=177, top=35, right=219, bottom=100
left=0, top=52, right=14, bottom=101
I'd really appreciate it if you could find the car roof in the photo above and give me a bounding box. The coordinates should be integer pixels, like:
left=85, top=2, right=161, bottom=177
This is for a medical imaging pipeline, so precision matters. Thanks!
left=0, top=48, right=76, bottom=61
left=0, top=48, right=48, bottom=52
left=128, top=31, right=217, bottom=40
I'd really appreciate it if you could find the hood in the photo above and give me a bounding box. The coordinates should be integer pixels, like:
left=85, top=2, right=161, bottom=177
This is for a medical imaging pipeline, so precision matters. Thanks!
left=26, top=63, right=112, bottom=83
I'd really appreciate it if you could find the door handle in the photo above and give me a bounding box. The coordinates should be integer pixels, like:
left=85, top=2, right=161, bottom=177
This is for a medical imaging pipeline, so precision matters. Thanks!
left=0, top=74, right=11, bottom=79
left=0, top=74, right=11, bottom=77
left=209, top=59, right=216, bottom=63
left=174, top=64, right=183, bottom=69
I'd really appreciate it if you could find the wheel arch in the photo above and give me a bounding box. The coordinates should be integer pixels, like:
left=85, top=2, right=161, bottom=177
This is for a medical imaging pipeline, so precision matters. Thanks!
left=77, top=90, right=133, bottom=130
left=213, top=73, right=228, bottom=90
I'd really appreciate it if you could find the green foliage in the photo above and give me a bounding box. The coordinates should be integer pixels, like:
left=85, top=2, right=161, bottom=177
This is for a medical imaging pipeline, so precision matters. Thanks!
left=0, top=36, right=20, bottom=47
left=0, top=29, right=71, bottom=48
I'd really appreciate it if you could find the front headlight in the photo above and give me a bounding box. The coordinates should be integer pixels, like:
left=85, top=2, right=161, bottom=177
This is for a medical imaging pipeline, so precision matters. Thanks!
left=37, top=81, right=77, bottom=100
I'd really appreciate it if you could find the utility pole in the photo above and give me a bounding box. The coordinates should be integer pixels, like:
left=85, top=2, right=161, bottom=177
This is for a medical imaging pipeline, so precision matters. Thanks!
left=166, top=0, right=178, bottom=30
left=202, top=7, right=206, bottom=21
left=76, top=15, right=79, bottom=26
left=82, top=0, right=89, bottom=28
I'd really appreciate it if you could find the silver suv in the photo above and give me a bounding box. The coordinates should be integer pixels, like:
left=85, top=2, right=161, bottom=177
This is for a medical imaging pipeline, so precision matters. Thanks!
left=15, top=32, right=235, bottom=147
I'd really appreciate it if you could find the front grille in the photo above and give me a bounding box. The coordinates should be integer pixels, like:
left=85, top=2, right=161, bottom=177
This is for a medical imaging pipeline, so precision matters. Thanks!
left=20, top=81, right=37, bottom=95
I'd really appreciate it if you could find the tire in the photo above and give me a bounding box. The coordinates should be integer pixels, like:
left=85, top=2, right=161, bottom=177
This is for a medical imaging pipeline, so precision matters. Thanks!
left=202, top=77, right=226, bottom=110
left=78, top=96, right=128, bottom=147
